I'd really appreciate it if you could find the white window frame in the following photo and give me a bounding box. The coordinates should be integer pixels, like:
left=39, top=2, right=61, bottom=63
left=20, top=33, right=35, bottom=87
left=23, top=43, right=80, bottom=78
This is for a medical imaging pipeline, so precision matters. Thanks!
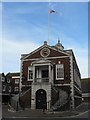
left=3, top=85, right=6, bottom=92
left=15, top=79, right=19, bottom=84
left=1, top=77, right=5, bottom=82
left=56, top=64, right=64, bottom=80
left=14, top=87, right=19, bottom=91
left=28, top=67, right=33, bottom=81
left=7, top=79, right=10, bottom=83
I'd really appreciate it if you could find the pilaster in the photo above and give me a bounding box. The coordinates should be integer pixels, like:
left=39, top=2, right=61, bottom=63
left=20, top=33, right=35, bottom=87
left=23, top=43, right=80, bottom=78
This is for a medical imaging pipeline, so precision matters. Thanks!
left=70, top=55, right=75, bottom=110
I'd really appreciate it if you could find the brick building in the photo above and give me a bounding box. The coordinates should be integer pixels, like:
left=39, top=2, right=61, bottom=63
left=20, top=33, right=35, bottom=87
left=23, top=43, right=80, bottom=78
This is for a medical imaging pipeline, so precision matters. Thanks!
left=1, top=73, right=11, bottom=104
left=19, top=41, right=82, bottom=111
left=6, top=72, right=20, bottom=95
left=1, top=73, right=20, bottom=104
left=81, top=78, right=90, bottom=103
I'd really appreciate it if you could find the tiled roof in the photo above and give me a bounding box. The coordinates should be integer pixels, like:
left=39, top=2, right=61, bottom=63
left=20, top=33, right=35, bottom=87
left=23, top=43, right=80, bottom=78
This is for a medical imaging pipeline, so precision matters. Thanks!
left=81, top=78, right=90, bottom=93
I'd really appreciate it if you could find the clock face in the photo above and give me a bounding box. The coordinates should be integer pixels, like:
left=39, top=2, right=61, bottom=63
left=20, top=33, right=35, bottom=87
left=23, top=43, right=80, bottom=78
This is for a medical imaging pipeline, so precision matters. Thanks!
left=40, top=48, right=50, bottom=57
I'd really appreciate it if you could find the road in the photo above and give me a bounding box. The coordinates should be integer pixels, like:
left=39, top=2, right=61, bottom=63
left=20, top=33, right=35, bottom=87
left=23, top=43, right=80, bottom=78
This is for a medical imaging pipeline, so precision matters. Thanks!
left=1, top=111, right=90, bottom=120
left=74, top=110, right=90, bottom=118
left=66, top=110, right=90, bottom=118
left=1, top=104, right=90, bottom=120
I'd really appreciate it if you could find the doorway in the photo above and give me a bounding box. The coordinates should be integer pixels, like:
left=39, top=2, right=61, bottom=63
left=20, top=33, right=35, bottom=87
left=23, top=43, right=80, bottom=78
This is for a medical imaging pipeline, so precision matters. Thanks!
left=36, top=89, right=47, bottom=109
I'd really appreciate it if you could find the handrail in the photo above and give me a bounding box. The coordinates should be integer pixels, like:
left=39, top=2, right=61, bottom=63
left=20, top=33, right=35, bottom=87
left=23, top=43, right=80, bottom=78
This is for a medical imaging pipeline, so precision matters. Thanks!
left=35, top=77, right=49, bottom=82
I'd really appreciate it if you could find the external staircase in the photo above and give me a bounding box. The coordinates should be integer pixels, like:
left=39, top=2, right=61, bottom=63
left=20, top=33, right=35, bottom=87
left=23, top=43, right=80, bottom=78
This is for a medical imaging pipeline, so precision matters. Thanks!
left=51, top=89, right=68, bottom=111
left=10, top=88, right=30, bottom=111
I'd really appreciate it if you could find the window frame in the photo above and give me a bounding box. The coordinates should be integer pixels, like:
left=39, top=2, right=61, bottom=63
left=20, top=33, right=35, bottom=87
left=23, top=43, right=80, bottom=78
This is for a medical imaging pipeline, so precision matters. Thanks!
left=15, top=79, right=19, bottom=84
left=7, top=79, right=10, bottom=83
left=28, top=67, right=33, bottom=81
left=1, top=77, right=5, bottom=82
left=56, top=64, right=64, bottom=80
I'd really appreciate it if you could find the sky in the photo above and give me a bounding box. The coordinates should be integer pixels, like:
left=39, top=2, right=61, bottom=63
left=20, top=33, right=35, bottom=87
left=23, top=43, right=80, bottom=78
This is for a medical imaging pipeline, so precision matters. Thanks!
left=1, top=1, right=88, bottom=78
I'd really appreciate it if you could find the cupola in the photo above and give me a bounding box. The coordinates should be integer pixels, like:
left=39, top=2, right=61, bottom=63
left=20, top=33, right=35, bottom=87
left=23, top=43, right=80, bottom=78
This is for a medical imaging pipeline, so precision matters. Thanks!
left=55, top=40, right=64, bottom=50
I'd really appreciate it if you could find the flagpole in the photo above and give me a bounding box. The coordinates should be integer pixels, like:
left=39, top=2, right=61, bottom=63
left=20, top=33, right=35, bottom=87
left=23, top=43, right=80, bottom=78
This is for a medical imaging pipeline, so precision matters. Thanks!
left=48, top=8, right=50, bottom=45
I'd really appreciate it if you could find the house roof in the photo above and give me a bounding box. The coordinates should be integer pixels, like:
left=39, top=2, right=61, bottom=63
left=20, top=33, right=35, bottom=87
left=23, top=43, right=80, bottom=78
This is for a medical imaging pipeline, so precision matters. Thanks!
left=6, top=72, right=20, bottom=78
left=81, top=78, right=90, bottom=93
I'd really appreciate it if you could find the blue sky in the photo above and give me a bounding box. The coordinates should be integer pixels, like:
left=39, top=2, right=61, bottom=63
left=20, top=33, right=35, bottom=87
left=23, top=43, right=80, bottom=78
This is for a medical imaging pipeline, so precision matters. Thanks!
left=1, top=2, right=88, bottom=78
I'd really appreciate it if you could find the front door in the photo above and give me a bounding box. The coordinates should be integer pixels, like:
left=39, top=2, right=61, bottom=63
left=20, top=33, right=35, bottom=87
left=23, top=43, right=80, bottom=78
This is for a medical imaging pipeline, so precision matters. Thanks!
left=36, top=89, right=47, bottom=109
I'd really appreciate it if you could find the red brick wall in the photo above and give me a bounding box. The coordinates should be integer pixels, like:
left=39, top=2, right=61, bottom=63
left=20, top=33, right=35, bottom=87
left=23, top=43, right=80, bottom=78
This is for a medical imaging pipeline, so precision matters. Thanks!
left=20, top=87, right=31, bottom=108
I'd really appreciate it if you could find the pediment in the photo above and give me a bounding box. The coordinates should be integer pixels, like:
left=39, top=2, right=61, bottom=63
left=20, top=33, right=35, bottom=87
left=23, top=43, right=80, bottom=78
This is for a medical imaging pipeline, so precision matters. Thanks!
left=22, top=44, right=70, bottom=60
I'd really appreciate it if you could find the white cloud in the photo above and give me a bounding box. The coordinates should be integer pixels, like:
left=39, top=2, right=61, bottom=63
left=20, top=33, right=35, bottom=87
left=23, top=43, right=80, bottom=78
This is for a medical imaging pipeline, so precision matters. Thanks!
left=1, top=38, right=40, bottom=73
left=65, top=43, right=88, bottom=78
left=1, top=37, right=88, bottom=78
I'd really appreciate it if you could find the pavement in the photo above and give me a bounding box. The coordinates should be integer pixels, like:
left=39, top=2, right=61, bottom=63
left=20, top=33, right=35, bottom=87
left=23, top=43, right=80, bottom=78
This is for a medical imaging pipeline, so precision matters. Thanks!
left=2, top=103, right=90, bottom=119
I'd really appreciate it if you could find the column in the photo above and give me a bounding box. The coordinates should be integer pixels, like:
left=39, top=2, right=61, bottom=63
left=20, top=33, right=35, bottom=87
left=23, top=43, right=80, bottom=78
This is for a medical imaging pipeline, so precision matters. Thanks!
left=49, top=65, right=51, bottom=83
left=31, top=85, right=35, bottom=109
left=33, top=66, right=35, bottom=83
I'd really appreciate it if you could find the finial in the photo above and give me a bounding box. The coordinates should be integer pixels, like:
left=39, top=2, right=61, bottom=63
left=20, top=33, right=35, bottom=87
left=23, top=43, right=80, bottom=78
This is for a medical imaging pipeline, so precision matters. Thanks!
left=57, top=37, right=60, bottom=44
left=58, top=40, right=60, bottom=44
left=55, top=38, right=64, bottom=50
left=44, top=41, right=47, bottom=45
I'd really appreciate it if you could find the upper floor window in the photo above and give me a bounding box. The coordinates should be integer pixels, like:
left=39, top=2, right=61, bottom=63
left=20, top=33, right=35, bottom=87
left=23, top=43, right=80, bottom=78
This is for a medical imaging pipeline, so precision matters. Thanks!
left=15, top=79, right=19, bottom=84
left=28, top=67, right=33, bottom=81
left=1, top=77, right=5, bottom=82
left=56, top=64, right=64, bottom=80
left=7, top=79, right=10, bottom=83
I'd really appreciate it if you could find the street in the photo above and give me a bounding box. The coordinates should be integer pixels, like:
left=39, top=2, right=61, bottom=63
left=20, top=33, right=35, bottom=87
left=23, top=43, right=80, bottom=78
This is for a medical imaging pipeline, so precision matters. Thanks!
left=1, top=103, right=90, bottom=120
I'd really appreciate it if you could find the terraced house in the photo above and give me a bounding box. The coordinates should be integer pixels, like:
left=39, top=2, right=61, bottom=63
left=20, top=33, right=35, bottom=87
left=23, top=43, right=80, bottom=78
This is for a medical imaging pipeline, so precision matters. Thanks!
left=19, top=41, right=82, bottom=111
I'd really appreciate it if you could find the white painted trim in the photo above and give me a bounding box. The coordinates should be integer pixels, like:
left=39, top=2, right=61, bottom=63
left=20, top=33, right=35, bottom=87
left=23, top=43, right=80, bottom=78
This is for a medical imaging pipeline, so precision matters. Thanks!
left=40, top=47, right=50, bottom=57
left=12, top=76, right=20, bottom=79
left=54, top=84, right=70, bottom=86
left=82, top=93, right=90, bottom=97
left=2, top=93, right=10, bottom=95
left=22, top=85, right=32, bottom=87
left=31, top=84, right=51, bottom=110
left=22, top=44, right=70, bottom=60
left=21, top=45, right=45, bottom=60
left=74, top=84, right=82, bottom=93
left=23, top=56, right=70, bottom=62
left=56, top=64, right=64, bottom=80
left=15, top=79, right=19, bottom=84
left=74, top=95, right=82, bottom=99
left=28, top=66, right=33, bottom=81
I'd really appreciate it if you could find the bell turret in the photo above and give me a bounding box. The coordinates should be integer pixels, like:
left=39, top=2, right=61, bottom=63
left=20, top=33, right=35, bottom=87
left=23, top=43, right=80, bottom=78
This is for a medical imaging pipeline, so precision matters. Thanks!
left=55, top=40, right=64, bottom=50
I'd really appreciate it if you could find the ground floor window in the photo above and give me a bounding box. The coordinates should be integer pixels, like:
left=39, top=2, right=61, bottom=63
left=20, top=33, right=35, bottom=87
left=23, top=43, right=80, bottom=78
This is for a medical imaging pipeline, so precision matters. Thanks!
left=14, top=87, right=19, bottom=91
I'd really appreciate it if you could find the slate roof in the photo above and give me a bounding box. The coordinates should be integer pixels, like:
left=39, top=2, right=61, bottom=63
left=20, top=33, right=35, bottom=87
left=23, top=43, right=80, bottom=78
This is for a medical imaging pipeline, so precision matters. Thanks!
left=6, top=72, right=20, bottom=78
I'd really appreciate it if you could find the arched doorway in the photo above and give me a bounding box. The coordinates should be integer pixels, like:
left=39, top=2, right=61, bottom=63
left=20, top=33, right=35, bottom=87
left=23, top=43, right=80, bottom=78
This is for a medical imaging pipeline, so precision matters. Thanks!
left=36, top=89, right=47, bottom=109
